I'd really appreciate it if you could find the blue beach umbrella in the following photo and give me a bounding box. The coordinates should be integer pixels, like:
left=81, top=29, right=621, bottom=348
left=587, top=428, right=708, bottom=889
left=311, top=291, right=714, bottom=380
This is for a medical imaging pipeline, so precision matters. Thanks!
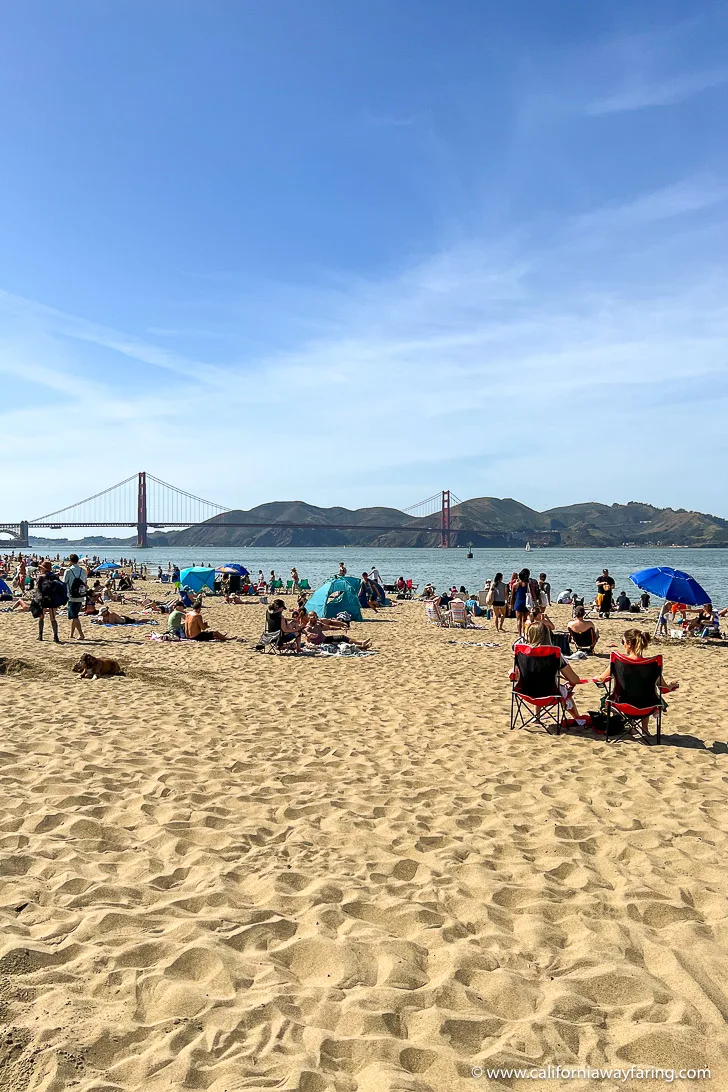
left=629, top=566, right=710, bottom=606
left=95, top=561, right=121, bottom=571
left=224, top=563, right=249, bottom=576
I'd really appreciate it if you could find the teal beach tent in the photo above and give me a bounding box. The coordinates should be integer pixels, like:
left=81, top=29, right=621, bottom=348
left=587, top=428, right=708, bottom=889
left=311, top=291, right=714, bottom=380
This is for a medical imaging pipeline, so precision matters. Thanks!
left=180, top=567, right=216, bottom=594
left=305, top=577, right=363, bottom=621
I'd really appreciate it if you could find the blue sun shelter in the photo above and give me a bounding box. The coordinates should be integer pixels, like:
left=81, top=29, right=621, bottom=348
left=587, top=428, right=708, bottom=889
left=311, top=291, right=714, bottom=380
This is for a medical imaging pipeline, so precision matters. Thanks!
left=305, top=577, right=363, bottom=621
left=180, top=566, right=217, bottom=594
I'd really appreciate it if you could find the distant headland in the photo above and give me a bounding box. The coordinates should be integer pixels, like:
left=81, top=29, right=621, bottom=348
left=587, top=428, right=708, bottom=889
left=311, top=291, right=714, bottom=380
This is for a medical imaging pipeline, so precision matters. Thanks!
left=25, top=497, right=728, bottom=550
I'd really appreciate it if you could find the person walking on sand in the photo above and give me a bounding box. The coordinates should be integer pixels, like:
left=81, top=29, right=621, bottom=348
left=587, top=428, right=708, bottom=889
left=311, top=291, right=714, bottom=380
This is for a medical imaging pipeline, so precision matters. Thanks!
left=35, top=561, right=64, bottom=643
left=291, top=566, right=300, bottom=592
left=14, top=557, right=26, bottom=592
left=64, top=553, right=87, bottom=641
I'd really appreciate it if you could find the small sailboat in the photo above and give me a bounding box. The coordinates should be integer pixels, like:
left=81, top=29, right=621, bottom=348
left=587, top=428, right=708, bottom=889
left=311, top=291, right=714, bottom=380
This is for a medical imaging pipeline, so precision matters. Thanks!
left=525, top=541, right=531, bottom=551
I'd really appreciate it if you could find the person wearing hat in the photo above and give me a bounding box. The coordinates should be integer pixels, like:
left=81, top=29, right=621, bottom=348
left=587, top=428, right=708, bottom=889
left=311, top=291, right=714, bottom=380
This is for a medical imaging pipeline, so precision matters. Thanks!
left=36, top=560, right=63, bottom=642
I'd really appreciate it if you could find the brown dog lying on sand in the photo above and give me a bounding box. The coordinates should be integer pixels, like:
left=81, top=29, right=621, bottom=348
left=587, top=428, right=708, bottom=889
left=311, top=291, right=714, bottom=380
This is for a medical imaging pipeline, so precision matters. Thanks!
left=73, top=653, right=125, bottom=680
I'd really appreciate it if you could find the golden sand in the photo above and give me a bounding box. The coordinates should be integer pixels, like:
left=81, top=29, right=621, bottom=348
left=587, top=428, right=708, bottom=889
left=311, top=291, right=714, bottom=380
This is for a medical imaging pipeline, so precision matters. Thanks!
left=1, top=591, right=727, bottom=1091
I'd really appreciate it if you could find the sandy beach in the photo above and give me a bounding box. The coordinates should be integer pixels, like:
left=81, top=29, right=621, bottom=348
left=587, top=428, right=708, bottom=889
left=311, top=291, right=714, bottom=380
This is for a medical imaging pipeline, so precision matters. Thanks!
left=1, top=590, right=727, bottom=1091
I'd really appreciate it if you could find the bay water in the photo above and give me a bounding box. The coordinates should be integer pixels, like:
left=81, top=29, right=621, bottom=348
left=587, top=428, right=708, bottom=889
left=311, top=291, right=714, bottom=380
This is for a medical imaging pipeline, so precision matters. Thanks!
left=76, top=546, right=728, bottom=604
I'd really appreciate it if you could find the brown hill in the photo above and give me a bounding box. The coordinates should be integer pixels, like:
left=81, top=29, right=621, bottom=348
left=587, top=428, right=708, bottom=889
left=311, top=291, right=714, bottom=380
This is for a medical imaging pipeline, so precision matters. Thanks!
left=52, top=497, right=728, bottom=549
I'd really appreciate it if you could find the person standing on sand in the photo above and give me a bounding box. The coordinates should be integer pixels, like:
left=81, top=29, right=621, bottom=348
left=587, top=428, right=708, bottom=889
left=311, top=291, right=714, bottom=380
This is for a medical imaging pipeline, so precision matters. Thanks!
left=510, top=569, right=529, bottom=638
left=595, top=569, right=615, bottom=617
left=64, top=553, right=87, bottom=641
left=291, top=566, right=300, bottom=592
left=489, top=572, right=508, bottom=632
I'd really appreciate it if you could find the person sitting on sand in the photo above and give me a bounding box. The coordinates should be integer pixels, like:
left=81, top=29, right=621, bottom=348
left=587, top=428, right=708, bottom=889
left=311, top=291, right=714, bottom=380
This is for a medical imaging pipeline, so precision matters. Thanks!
left=10, top=598, right=31, bottom=612
left=167, top=602, right=186, bottom=638
left=529, top=605, right=555, bottom=632
left=304, top=611, right=372, bottom=650
left=593, top=629, right=678, bottom=735
left=359, top=573, right=380, bottom=612
left=259, top=598, right=300, bottom=653
left=616, top=590, right=631, bottom=612
left=686, top=603, right=720, bottom=636
left=522, top=621, right=589, bottom=726
left=568, top=607, right=599, bottom=652
left=184, top=603, right=232, bottom=642
left=338, top=561, right=347, bottom=577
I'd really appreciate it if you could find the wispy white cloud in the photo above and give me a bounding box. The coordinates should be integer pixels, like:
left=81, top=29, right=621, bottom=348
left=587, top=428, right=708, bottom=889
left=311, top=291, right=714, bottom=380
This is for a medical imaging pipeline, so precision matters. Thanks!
left=588, top=66, right=728, bottom=115
left=570, top=177, right=728, bottom=236
left=2, top=177, right=728, bottom=519
left=0, top=291, right=231, bottom=388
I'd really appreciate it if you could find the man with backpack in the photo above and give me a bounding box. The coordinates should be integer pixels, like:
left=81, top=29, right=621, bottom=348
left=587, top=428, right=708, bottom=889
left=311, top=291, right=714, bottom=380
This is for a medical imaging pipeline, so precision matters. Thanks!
left=64, top=553, right=87, bottom=641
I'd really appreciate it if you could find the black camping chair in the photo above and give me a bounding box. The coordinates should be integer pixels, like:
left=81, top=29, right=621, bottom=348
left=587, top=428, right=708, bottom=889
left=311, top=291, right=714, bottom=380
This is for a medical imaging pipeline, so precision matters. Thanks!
left=510, top=643, right=564, bottom=735
left=569, top=626, right=597, bottom=653
left=597, top=652, right=664, bottom=745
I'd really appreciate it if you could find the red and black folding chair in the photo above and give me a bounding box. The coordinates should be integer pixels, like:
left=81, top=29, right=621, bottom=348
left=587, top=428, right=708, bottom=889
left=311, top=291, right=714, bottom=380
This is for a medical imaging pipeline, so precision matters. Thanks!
left=600, top=652, right=664, bottom=745
left=510, top=643, right=564, bottom=735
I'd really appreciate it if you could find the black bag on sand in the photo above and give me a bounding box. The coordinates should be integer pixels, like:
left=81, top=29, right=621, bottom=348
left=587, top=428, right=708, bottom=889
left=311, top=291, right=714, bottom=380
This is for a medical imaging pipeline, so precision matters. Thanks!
left=29, top=597, right=42, bottom=618
left=589, top=708, right=626, bottom=734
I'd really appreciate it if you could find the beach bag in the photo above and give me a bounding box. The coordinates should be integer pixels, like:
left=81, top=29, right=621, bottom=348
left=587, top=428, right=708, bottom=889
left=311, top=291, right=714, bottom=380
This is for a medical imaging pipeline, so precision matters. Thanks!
left=336, top=612, right=352, bottom=622
left=50, top=579, right=68, bottom=608
left=29, top=596, right=42, bottom=618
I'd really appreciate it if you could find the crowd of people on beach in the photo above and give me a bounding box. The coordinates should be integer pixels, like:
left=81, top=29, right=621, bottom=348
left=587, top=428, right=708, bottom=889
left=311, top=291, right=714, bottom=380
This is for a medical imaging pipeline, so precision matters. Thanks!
left=0, top=549, right=723, bottom=672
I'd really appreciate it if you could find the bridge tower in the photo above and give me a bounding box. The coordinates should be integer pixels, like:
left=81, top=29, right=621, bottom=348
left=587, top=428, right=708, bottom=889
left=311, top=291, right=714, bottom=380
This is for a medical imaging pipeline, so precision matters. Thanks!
left=137, top=471, right=148, bottom=548
left=440, top=489, right=451, bottom=548
left=18, top=521, right=29, bottom=549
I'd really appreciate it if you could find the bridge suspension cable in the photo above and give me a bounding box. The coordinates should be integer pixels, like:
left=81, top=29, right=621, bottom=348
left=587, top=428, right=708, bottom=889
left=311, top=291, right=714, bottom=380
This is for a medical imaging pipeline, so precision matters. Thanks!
left=32, top=474, right=139, bottom=524
left=402, top=492, right=445, bottom=518
left=145, top=474, right=228, bottom=526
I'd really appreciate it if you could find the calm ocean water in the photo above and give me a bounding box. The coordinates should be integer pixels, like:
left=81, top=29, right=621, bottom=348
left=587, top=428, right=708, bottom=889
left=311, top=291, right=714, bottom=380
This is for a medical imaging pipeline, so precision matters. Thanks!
left=75, top=546, right=728, bottom=604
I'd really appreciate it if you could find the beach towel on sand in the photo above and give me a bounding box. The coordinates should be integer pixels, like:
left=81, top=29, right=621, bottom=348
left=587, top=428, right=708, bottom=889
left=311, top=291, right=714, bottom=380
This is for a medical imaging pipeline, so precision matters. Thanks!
left=448, top=641, right=500, bottom=648
left=90, top=618, right=158, bottom=627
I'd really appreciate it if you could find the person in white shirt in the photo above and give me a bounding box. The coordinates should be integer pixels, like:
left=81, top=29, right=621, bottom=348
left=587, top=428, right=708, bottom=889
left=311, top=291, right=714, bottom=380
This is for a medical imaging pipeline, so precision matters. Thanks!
left=63, top=553, right=87, bottom=641
left=556, top=589, right=573, bottom=605
left=369, top=566, right=383, bottom=587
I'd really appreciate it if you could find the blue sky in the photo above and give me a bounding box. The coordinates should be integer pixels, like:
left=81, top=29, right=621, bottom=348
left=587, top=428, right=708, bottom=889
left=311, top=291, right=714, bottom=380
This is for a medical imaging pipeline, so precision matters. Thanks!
left=1, top=0, right=728, bottom=526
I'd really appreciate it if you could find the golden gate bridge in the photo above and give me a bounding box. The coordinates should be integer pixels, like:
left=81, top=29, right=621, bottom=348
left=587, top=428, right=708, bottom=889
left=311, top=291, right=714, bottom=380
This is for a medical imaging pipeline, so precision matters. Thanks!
left=0, top=472, right=461, bottom=549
